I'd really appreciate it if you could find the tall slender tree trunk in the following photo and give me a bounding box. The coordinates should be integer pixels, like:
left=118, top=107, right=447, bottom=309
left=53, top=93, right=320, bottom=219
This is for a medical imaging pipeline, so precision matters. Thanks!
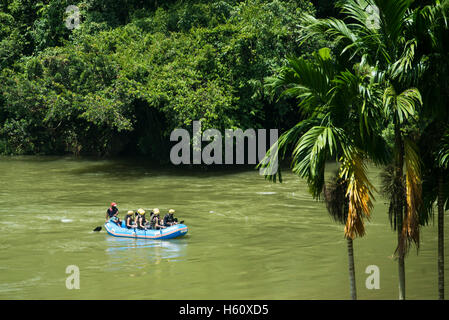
left=394, top=121, right=406, bottom=300
left=347, top=238, right=357, bottom=300
left=438, top=172, right=445, bottom=300
left=398, top=232, right=406, bottom=300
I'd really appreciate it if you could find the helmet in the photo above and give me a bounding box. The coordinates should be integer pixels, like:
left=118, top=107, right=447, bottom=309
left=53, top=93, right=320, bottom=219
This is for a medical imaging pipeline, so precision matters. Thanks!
left=153, top=208, right=160, bottom=215
left=168, top=209, right=175, bottom=214
left=111, top=202, right=117, bottom=207
left=137, top=208, right=145, bottom=215
left=127, top=210, right=134, bottom=216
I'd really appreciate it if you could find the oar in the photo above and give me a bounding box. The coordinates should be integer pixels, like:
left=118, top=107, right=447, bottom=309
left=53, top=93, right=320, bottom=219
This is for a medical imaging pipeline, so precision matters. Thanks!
left=94, top=218, right=114, bottom=232
left=94, top=219, right=109, bottom=232
left=93, top=215, right=110, bottom=232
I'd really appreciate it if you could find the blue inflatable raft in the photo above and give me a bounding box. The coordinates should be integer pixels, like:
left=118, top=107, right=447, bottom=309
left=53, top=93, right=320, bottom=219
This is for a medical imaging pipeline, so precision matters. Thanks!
left=104, top=219, right=188, bottom=240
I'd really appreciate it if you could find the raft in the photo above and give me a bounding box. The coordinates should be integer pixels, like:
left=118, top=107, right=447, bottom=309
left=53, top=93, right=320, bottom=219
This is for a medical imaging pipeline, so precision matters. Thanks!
left=104, top=219, right=188, bottom=240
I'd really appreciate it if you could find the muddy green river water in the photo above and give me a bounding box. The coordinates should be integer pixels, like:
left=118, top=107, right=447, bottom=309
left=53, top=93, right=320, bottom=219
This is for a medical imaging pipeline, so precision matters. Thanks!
left=0, top=156, right=446, bottom=299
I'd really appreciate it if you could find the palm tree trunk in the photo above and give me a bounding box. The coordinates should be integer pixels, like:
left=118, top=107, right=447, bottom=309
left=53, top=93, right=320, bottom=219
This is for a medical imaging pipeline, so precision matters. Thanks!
left=347, top=238, right=357, bottom=300
left=438, top=172, right=445, bottom=300
left=394, top=121, right=406, bottom=300
left=398, top=232, right=406, bottom=300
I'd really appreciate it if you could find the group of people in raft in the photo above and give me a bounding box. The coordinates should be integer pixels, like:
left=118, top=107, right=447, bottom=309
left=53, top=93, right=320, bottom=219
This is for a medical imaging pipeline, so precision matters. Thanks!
left=106, top=202, right=179, bottom=230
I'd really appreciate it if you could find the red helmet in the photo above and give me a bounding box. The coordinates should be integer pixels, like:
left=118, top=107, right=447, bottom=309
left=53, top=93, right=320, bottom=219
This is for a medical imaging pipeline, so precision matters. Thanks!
left=111, top=202, right=117, bottom=207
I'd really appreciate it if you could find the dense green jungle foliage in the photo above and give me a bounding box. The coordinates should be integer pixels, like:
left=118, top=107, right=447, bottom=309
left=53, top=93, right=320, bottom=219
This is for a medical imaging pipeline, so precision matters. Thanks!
left=0, top=0, right=329, bottom=158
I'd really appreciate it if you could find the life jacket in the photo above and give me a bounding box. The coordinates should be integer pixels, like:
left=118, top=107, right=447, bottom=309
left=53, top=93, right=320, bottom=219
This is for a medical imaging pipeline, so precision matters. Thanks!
left=125, top=215, right=134, bottom=228
left=163, top=213, right=176, bottom=226
left=136, top=213, right=147, bottom=229
left=150, top=215, right=160, bottom=229
left=107, top=207, right=118, bottom=218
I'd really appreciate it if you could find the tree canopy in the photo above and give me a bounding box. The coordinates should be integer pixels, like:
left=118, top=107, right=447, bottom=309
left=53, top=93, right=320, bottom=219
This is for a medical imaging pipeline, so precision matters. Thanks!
left=0, top=0, right=326, bottom=158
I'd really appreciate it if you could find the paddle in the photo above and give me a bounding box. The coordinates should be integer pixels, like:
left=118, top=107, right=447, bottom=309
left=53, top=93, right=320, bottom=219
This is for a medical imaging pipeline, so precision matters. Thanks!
left=94, top=217, right=116, bottom=232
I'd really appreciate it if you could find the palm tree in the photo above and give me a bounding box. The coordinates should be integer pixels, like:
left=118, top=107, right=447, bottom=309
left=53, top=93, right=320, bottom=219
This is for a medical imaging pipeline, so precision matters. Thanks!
left=412, top=0, right=449, bottom=299
left=260, top=48, right=387, bottom=299
left=420, top=125, right=449, bottom=300
left=298, top=0, right=423, bottom=300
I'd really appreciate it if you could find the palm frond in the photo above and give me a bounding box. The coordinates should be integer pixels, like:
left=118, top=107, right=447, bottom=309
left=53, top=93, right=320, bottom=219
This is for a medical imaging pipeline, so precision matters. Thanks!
left=339, top=150, right=376, bottom=239
left=383, top=86, right=422, bottom=124
left=257, top=119, right=319, bottom=183
left=390, top=39, right=417, bottom=80
left=380, top=164, right=403, bottom=230
left=373, top=0, right=413, bottom=47
left=323, top=172, right=349, bottom=225
left=398, top=137, right=422, bottom=254
left=289, top=124, right=352, bottom=198
left=291, top=126, right=331, bottom=198
left=438, top=129, right=449, bottom=169
left=300, top=13, right=357, bottom=46
left=265, top=54, right=336, bottom=117
left=299, top=14, right=364, bottom=61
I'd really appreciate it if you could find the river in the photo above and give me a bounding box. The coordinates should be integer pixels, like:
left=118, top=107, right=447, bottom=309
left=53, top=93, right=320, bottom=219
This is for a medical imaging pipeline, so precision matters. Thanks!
left=0, top=156, right=446, bottom=299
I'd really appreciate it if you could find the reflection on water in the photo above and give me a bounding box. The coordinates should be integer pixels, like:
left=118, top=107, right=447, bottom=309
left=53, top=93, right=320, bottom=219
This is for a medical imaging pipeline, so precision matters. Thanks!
left=105, top=236, right=188, bottom=262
